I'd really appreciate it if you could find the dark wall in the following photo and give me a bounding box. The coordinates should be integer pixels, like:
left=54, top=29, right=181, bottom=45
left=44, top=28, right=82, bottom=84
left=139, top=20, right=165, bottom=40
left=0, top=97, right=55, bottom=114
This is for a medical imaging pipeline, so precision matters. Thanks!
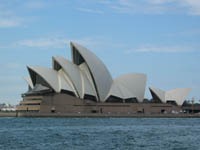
left=39, top=93, right=181, bottom=114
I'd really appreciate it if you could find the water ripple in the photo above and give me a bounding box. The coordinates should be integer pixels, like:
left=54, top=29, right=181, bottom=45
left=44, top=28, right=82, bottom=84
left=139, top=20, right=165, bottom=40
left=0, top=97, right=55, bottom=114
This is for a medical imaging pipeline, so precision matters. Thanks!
left=0, top=118, right=200, bottom=150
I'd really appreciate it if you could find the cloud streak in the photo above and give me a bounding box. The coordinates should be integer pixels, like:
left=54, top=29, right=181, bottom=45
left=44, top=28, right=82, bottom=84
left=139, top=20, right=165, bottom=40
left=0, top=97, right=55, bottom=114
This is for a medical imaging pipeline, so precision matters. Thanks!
left=1, top=35, right=200, bottom=54
left=124, top=45, right=199, bottom=53
left=0, top=3, right=24, bottom=28
left=13, top=36, right=107, bottom=50
left=98, top=0, right=200, bottom=15
left=77, top=8, right=104, bottom=14
left=24, top=1, right=45, bottom=9
left=183, top=0, right=200, bottom=15
left=16, top=37, right=69, bottom=48
left=0, top=18, right=23, bottom=28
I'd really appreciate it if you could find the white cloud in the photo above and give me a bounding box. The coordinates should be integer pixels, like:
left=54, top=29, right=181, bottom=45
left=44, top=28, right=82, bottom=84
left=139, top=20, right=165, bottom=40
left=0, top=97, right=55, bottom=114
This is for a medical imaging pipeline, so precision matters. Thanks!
left=14, top=36, right=109, bottom=50
left=0, top=36, right=107, bottom=50
left=0, top=5, right=24, bottom=28
left=0, top=18, right=22, bottom=28
left=124, top=45, right=199, bottom=53
left=149, top=0, right=176, bottom=4
left=74, top=37, right=104, bottom=48
left=98, top=0, right=112, bottom=5
left=99, top=0, right=173, bottom=14
left=167, top=28, right=200, bottom=37
left=182, top=0, right=200, bottom=15
left=98, top=0, right=200, bottom=15
left=24, top=1, right=45, bottom=9
left=16, top=37, right=69, bottom=48
left=2, top=35, right=200, bottom=54
left=77, top=8, right=104, bottom=14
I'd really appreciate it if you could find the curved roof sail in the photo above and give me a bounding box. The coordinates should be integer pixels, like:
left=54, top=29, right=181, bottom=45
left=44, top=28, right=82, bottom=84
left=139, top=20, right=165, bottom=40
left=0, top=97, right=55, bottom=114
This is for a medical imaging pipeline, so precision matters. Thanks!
left=166, top=88, right=191, bottom=106
left=27, top=66, right=60, bottom=92
left=149, top=87, right=191, bottom=106
left=57, top=69, right=76, bottom=95
left=24, top=77, right=34, bottom=89
left=80, top=71, right=97, bottom=99
left=70, top=42, right=113, bottom=102
left=149, top=87, right=165, bottom=103
left=79, top=63, right=95, bottom=87
left=115, top=73, right=147, bottom=102
left=105, top=80, right=136, bottom=101
left=53, top=56, right=82, bottom=97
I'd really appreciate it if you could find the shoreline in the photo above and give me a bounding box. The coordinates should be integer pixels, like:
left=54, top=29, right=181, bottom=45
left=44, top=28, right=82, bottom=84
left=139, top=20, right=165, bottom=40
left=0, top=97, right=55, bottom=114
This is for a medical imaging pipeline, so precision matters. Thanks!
left=1, top=111, right=200, bottom=118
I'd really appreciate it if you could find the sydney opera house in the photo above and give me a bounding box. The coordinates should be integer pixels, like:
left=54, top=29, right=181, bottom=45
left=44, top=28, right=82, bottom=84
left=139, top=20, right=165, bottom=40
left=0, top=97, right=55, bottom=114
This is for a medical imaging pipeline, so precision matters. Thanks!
left=17, top=42, right=192, bottom=115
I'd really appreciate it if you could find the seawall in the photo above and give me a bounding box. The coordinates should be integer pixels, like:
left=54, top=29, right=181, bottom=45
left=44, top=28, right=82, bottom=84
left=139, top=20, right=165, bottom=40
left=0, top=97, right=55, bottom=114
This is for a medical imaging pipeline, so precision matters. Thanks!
left=0, top=112, right=18, bottom=117
left=1, top=111, right=200, bottom=118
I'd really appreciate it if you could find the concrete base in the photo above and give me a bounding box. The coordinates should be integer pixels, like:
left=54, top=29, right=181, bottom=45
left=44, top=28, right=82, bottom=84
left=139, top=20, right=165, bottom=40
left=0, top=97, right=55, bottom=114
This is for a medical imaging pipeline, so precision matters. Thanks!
left=16, top=93, right=200, bottom=117
left=1, top=112, right=200, bottom=118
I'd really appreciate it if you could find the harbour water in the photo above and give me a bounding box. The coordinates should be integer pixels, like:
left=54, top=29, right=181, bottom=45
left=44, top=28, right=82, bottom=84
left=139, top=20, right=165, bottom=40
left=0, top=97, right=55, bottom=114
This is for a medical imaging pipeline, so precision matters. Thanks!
left=0, top=118, right=200, bottom=150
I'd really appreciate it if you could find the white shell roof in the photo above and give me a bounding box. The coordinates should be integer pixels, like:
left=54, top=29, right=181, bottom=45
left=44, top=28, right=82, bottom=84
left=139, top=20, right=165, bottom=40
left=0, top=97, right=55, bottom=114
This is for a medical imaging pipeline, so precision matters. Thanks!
left=149, top=87, right=165, bottom=103
left=149, top=87, right=191, bottom=106
left=71, top=42, right=113, bottom=102
left=53, top=56, right=82, bottom=97
left=166, top=88, right=191, bottom=106
left=27, top=66, right=60, bottom=92
left=114, top=73, right=147, bottom=102
left=105, top=80, right=136, bottom=100
left=58, top=69, right=75, bottom=94
left=80, top=71, right=97, bottom=98
left=79, top=63, right=95, bottom=87
left=24, top=77, right=34, bottom=89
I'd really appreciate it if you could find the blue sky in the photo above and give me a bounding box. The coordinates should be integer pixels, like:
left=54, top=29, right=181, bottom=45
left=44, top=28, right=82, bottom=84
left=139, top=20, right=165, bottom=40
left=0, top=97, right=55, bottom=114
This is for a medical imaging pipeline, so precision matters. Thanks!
left=0, top=0, right=200, bottom=104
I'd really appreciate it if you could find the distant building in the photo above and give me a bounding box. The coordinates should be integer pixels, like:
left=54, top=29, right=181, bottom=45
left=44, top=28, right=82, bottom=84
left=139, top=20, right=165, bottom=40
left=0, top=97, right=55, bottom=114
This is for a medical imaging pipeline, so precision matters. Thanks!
left=0, top=103, right=16, bottom=111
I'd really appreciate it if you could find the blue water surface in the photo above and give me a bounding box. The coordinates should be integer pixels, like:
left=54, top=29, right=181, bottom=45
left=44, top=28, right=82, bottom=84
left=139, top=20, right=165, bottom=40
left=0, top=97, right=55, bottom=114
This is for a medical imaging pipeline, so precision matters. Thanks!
left=0, top=118, right=200, bottom=150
